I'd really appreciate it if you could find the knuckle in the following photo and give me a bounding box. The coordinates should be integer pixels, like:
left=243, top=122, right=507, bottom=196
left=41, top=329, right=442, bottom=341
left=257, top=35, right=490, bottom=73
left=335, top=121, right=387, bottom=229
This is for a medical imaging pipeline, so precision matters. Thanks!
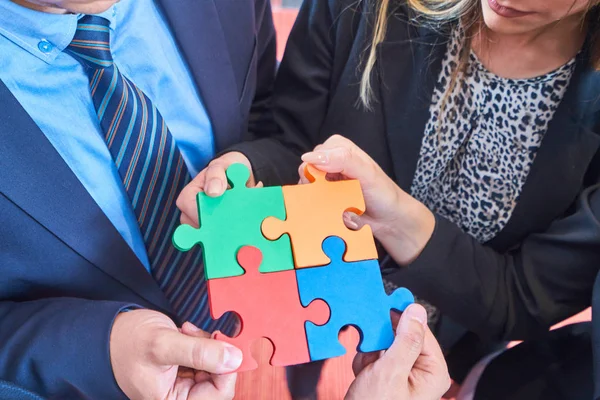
left=175, top=194, right=185, bottom=209
left=329, top=134, right=344, bottom=143
left=147, top=334, right=166, bottom=364
left=402, top=330, right=424, bottom=353
left=192, top=341, right=224, bottom=371
left=206, top=163, right=220, bottom=176
left=338, top=147, right=353, bottom=164
left=191, top=343, right=208, bottom=370
left=222, top=384, right=235, bottom=400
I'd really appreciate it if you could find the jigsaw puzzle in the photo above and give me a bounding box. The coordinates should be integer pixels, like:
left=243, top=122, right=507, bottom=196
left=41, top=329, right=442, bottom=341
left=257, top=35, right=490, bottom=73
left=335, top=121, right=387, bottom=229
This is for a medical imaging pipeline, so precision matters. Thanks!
left=262, top=164, right=378, bottom=268
left=172, top=163, right=294, bottom=280
left=172, top=162, right=414, bottom=371
left=209, top=245, right=330, bottom=371
left=296, top=236, right=414, bottom=361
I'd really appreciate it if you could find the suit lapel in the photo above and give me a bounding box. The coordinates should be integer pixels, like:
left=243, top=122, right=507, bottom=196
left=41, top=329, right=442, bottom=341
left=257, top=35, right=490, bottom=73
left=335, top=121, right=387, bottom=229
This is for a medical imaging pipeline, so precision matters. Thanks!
left=156, top=0, right=242, bottom=152
left=0, top=82, right=172, bottom=313
left=488, top=53, right=600, bottom=250
left=377, top=21, right=448, bottom=190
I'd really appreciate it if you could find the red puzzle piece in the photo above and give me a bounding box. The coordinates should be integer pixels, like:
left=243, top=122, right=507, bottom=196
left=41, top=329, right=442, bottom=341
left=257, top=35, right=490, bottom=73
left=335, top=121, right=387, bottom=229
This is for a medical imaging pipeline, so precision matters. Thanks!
left=209, top=246, right=330, bottom=371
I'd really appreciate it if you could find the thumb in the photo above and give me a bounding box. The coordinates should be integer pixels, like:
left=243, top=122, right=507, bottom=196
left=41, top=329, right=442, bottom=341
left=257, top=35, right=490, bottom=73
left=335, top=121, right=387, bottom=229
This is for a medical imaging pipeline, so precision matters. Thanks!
left=379, top=304, right=428, bottom=376
left=152, top=329, right=243, bottom=374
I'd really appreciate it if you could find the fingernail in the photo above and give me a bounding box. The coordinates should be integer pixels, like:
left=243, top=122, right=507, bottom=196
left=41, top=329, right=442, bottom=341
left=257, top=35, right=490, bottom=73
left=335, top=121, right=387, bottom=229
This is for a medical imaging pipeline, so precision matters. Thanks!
left=399, top=304, right=428, bottom=333
left=223, top=344, right=243, bottom=370
left=206, top=179, right=223, bottom=196
left=301, top=151, right=329, bottom=165
left=343, top=212, right=359, bottom=229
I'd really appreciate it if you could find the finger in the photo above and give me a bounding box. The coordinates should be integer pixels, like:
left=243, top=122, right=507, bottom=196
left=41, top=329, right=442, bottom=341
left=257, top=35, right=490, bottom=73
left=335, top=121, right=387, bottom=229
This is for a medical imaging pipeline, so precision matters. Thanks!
left=211, top=372, right=237, bottom=398
left=301, top=138, right=380, bottom=185
left=189, top=373, right=237, bottom=400
left=298, top=162, right=306, bottom=181
left=176, top=170, right=206, bottom=225
left=322, top=134, right=351, bottom=147
left=298, top=162, right=311, bottom=184
left=152, top=329, right=243, bottom=374
left=390, top=311, right=401, bottom=330
left=194, top=370, right=211, bottom=384
left=411, top=326, right=451, bottom=394
left=181, top=321, right=211, bottom=339
left=351, top=351, right=381, bottom=376
left=379, top=304, right=427, bottom=377
left=343, top=211, right=365, bottom=231
left=203, top=162, right=228, bottom=197
left=178, top=367, right=196, bottom=379
left=421, top=324, right=445, bottom=362
left=255, top=181, right=264, bottom=188
left=180, top=214, right=198, bottom=228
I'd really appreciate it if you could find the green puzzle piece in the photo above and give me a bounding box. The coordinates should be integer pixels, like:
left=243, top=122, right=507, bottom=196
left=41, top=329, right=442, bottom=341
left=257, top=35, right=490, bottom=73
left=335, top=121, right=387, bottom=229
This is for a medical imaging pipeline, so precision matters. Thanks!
left=172, top=163, right=294, bottom=280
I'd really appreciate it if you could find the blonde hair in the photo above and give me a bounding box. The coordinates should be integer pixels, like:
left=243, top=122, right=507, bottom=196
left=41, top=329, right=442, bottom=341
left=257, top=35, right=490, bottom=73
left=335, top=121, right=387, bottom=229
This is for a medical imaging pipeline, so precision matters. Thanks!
left=359, top=0, right=600, bottom=109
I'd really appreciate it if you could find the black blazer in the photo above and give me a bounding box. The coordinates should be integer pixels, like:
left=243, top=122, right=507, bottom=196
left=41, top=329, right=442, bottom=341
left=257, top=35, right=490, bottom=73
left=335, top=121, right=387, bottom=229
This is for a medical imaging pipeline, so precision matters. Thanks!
left=232, top=0, right=600, bottom=341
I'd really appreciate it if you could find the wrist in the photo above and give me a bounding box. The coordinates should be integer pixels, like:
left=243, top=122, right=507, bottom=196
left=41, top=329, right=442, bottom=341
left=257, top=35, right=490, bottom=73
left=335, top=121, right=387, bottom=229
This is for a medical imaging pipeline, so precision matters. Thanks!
left=376, top=188, right=435, bottom=265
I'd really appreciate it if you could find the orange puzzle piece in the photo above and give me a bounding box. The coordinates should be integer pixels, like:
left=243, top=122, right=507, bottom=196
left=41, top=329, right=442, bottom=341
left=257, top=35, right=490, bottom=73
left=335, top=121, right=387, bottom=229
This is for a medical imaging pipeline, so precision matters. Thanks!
left=261, top=164, right=378, bottom=268
left=210, top=246, right=330, bottom=372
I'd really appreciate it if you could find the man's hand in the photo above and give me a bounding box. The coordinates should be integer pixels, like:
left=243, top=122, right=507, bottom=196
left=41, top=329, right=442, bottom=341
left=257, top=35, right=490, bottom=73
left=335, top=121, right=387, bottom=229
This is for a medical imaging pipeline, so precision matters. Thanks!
left=110, top=309, right=242, bottom=400
left=345, top=304, right=451, bottom=400
left=176, top=152, right=260, bottom=227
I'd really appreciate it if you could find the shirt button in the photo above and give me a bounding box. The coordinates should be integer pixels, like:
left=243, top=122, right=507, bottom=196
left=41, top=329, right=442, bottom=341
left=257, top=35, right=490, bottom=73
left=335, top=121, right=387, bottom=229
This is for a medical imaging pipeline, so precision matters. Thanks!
left=38, top=39, right=54, bottom=53
left=112, top=6, right=117, bottom=16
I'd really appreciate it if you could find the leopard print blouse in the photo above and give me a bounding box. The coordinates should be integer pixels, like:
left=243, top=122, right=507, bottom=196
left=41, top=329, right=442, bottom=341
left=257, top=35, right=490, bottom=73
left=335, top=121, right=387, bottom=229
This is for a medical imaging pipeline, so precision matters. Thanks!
left=410, top=28, right=576, bottom=243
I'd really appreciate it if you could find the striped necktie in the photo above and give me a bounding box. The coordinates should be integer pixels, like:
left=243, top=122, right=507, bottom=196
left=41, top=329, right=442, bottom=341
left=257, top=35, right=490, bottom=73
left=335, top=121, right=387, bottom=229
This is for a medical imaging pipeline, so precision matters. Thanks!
left=66, top=15, right=235, bottom=335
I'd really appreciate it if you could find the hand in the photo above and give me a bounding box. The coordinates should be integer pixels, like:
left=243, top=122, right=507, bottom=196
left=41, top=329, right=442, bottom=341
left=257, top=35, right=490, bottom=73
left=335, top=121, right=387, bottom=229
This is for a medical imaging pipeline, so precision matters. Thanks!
left=345, top=304, right=450, bottom=400
left=12, top=0, right=118, bottom=14
left=300, top=135, right=435, bottom=264
left=176, top=152, right=261, bottom=227
left=110, top=309, right=242, bottom=400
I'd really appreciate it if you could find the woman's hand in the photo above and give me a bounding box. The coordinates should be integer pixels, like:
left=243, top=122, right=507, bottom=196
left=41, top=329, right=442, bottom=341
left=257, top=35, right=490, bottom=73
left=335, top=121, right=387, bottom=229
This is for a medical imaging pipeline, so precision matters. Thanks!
left=300, top=135, right=435, bottom=264
left=176, top=152, right=262, bottom=227
left=345, top=304, right=451, bottom=400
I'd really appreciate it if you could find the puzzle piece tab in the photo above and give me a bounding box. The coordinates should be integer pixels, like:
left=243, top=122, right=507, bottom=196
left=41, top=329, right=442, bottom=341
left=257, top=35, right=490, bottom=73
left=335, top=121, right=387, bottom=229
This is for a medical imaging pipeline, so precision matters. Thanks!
left=209, top=246, right=330, bottom=371
left=262, top=164, right=378, bottom=268
left=173, top=163, right=294, bottom=280
left=296, top=236, right=414, bottom=361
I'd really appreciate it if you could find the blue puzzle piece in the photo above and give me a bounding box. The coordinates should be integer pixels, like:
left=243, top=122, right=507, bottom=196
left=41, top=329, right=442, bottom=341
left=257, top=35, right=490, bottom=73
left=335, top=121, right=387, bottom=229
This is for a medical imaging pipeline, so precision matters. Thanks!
left=296, top=236, right=414, bottom=361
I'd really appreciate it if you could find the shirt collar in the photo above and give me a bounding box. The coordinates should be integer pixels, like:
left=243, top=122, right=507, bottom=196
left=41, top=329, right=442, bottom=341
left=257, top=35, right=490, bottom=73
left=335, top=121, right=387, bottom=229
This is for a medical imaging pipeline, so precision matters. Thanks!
left=0, top=0, right=118, bottom=64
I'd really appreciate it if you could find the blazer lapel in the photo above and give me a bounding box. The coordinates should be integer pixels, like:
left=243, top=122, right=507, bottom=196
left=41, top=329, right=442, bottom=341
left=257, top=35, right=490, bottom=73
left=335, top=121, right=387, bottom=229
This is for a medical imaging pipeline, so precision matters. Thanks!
left=377, top=21, right=448, bottom=190
left=488, top=54, right=600, bottom=250
left=378, top=18, right=600, bottom=249
left=156, top=0, right=242, bottom=152
left=0, top=82, right=172, bottom=313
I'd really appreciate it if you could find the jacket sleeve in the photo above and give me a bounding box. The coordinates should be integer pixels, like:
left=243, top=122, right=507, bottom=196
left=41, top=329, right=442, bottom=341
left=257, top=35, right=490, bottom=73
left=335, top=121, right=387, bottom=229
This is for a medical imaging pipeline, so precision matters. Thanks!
left=0, top=298, right=137, bottom=399
left=228, top=0, right=339, bottom=186
left=388, top=183, right=600, bottom=340
left=245, top=0, right=278, bottom=143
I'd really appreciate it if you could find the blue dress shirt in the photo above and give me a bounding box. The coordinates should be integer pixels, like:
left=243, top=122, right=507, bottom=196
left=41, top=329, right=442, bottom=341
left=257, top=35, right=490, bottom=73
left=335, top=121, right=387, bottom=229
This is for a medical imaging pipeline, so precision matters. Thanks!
left=0, top=0, right=215, bottom=270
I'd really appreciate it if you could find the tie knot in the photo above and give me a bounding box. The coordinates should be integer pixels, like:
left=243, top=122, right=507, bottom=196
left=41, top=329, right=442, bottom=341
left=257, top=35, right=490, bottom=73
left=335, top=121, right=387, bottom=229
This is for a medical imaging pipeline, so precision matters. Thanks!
left=66, top=15, right=113, bottom=69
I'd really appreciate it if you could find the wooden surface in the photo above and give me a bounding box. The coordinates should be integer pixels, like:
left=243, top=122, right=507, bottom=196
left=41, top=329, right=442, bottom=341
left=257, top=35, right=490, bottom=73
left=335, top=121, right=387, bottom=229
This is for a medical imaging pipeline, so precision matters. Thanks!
left=235, top=328, right=358, bottom=400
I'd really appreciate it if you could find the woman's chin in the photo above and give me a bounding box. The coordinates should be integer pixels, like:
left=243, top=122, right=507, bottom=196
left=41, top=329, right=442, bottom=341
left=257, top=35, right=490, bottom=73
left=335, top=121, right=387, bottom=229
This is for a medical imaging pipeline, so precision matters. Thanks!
left=481, top=6, right=539, bottom=35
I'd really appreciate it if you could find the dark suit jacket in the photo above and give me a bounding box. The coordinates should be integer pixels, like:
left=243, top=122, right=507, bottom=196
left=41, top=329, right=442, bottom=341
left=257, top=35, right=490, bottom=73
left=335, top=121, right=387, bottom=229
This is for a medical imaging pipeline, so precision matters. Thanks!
left=229, top=0, right=600, bottom=391
left=0, top=1, right=276, bottom=398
